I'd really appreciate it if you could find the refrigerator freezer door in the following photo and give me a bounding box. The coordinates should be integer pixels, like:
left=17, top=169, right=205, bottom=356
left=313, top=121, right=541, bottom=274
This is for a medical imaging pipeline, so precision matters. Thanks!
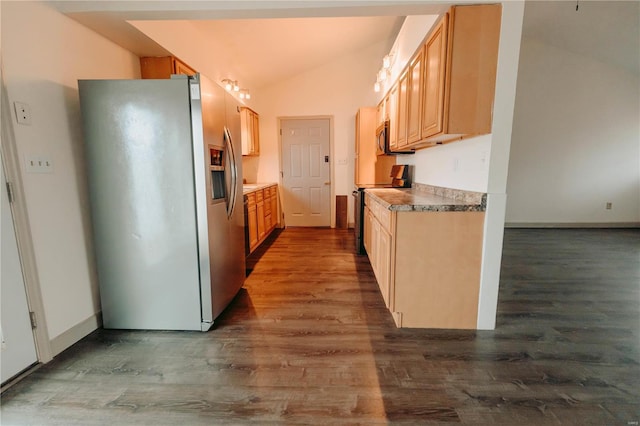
left=196, top=76, right=246, bottom=325
left=78, top=78, right=202, bottom=330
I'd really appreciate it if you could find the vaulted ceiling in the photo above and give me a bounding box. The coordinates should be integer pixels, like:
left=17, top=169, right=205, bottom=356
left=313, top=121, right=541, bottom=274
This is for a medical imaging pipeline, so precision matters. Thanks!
left=52, top=0, right=639, bottom=95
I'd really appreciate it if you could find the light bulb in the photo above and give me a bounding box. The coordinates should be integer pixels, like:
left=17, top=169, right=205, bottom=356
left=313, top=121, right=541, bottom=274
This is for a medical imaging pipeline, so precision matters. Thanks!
left=233, top=82, right=240, bottom=92
left=378, top=69, right=387, bottom=82
left=239, top=92, right=245, bottom=99
left=374, top=82, right=381, bottom=92
left=245, top=93, right=251, bottom=100
left=224, top=80, right=232, bottom=91
left=383, top=55, right=391, bottom=69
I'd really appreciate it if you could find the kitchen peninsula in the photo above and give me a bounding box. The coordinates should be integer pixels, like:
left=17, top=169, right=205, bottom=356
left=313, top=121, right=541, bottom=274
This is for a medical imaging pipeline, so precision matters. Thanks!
left=364, top=184, right=486, bottom=329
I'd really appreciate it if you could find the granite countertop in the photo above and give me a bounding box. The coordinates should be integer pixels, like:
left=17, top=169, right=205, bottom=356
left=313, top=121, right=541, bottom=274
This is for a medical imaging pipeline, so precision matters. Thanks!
left=365, top=184, right=486, bottom=212
left=243, top=183, right=276, bottom=194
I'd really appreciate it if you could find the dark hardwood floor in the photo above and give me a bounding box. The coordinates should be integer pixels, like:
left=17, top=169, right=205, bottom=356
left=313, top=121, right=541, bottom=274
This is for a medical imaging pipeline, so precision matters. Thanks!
left=2, top=228, right=639, bottom=425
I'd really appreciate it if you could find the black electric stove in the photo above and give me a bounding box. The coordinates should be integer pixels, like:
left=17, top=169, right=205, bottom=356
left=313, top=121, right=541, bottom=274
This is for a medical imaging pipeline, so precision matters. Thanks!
left=352, top=165, right=411, bottom=255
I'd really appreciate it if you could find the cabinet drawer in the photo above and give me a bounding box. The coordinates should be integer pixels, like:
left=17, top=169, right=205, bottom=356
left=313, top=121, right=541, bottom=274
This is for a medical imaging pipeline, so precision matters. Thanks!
left=256, top=189, right=264, bottom=202
left=365, top=194, right=392, bottom=233
left=246, top=192, right=256, bottom=206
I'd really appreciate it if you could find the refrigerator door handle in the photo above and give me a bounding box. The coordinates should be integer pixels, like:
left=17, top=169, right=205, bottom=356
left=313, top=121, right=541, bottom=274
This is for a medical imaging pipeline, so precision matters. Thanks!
left=224, top=126, right=238, bottom=218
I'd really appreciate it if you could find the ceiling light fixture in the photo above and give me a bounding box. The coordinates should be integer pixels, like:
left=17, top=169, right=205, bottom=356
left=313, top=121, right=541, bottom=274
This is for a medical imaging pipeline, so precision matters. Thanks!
left=374, top=51, right=395, bottom=93
left=222, top=79, right=251, bottom=99
left=382, top=54, right=393, bottom=69
left=222, top=79, right=232, bottom=91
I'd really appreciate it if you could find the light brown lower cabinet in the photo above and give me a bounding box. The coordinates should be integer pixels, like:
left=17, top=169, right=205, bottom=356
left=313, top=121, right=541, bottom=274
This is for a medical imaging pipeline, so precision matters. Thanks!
left=364, top=193, right=484, bottom=329
left=246, top=184, right=279, bottom=255
left=247, top=196, right=259, bottom=250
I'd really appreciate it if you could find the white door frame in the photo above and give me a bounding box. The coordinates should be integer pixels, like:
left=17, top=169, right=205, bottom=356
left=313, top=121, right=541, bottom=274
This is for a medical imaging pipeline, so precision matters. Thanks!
left=1, top=69, right=52, bottom=363
left=278, top=115, right=335, bottom=228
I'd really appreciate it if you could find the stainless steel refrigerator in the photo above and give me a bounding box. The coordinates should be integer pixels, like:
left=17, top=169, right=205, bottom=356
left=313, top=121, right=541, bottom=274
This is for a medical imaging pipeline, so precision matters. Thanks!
left=78, top=74, right=245, bottom=331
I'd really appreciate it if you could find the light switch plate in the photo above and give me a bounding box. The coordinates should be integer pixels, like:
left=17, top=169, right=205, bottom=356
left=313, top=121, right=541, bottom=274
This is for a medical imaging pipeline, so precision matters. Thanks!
left=25, top=156, right=54, bottom=173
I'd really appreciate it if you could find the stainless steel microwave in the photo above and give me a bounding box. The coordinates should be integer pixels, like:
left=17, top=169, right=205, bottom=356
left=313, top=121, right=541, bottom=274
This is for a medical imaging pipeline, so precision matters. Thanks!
left=376, top=120, right=415, bottom=155
left=375, top=121, right=388, bottom=156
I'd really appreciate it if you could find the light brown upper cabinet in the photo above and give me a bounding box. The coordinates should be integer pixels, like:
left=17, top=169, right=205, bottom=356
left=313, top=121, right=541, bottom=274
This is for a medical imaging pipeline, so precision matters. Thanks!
left=421, top=15, right=448, bottom=140
left=396, top=71, right=409, bottom=149
left=376, top=100, right=385, bottom=129
left=387, top=84, right=399, bottom=151
left=434, top=4, right=501, bottom=144
left=240, top=107, right=260, bottom=156
left=387, top=4, right=501, bottom=151
left=407, top=51, right=424, bottom=145
left=140, top=56, right=197, bottom=79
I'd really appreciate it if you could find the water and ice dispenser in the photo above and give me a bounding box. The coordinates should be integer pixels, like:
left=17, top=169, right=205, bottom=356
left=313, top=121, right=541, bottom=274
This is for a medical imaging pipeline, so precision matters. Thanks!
left=209, top=146, right=226, bottom=201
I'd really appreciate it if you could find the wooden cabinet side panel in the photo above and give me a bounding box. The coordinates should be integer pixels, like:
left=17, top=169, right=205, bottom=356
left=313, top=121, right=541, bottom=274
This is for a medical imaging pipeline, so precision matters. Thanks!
left=394, top=212, right=484, bottom=329
left=447, top=4, right=501, bottom=135
left=355, top=107, right=377, bottom=185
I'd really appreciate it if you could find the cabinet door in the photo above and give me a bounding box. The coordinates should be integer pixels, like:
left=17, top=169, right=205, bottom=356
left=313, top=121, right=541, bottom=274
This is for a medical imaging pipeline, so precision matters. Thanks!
left=378, top=227, right=392, bottom=308
left=251, top=111, right=260, bottom=155
left=248, top=204, right=258, bottom=250
left=376, top=100, right=385, bottom=128
left=369, top=214, right=379, bottom=278
left=265, top=213, right=272, bottom=232
left=407, top=51, right=423, bottom=144
left=396, top=72, right=409, bottom=149
left=363, top=206, right=372, bottom=254
left=421, top=15, right=448, bottom=139
left=384, top=93, right=391, bottom=122
left=240, top=108, right=254, bottom=156
left=173, top=58, right=197, bottom=76
left=257, top=200, right=265, bottom=240
left=388, top=84, right=399, bottom=150
left=270, top=194, right=278, bottom=229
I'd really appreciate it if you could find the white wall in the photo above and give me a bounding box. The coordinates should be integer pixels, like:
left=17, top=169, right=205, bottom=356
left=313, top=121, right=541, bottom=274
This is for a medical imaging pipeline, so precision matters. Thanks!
left=251, top=40, right=392, bottom=224
left=506, top=38, right=640, bottom=225
left=1, top=1, right=140, bottom=350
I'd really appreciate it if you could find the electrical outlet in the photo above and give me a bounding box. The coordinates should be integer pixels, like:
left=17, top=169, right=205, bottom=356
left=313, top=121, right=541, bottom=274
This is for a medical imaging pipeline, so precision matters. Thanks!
left=25, top=156, right=54, bottom=174
left=14, top=101, right=32, bottom=125
left=605, top=202, right=612, bottom=210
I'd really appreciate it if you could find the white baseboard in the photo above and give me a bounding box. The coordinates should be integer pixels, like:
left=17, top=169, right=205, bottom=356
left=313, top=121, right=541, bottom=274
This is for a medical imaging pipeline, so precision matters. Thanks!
left=504, top=222, right=640, bottom=228
left=50, top=312, right=102, bottom=356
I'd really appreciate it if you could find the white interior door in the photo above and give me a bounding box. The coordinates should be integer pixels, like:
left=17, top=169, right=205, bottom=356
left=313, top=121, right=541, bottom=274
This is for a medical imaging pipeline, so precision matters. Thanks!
left=281, top=118, right=331, bottom=227
left=1, top=158, right=38, bottom=384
